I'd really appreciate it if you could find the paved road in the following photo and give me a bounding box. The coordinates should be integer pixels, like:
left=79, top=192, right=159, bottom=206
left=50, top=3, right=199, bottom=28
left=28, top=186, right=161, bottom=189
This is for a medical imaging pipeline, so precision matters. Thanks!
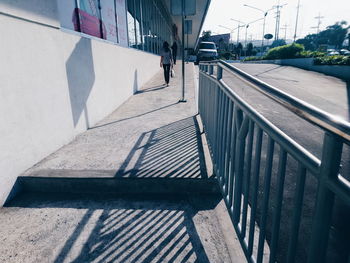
left=231, top=63, right=350, bottom=121
left=224, top=63, right=350, bottom=162
left=222, top=63, right=350, bottom=262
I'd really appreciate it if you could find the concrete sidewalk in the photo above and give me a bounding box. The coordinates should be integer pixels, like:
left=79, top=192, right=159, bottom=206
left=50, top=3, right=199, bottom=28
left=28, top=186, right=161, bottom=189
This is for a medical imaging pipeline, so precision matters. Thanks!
left=17, top=63, right=216, bottom=194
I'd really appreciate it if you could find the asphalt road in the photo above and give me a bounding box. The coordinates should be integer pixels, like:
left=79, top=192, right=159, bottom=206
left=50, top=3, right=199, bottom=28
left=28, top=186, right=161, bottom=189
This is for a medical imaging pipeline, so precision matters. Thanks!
left=231, top=63, right=350, bottom=121
left=224, top=63, right=349, bottom=164
left=222, top=63, right=350, bottom=262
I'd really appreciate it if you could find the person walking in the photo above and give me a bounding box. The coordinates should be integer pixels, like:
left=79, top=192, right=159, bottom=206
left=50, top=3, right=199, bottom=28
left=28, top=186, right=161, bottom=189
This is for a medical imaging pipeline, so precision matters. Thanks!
left=160, top=41, right=173, bottom=87
left=171, top=41, right=178, bottom=65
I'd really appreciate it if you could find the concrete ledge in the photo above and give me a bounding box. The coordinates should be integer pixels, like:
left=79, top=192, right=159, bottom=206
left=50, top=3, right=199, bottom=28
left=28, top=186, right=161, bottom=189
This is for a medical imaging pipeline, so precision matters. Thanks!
left=17, top=176, right=220, bottom=195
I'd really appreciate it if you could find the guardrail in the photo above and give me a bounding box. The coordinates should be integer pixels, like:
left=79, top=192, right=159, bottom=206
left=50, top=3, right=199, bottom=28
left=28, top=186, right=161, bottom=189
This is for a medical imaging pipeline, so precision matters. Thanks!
left=198, top=60, right=350, bottom=263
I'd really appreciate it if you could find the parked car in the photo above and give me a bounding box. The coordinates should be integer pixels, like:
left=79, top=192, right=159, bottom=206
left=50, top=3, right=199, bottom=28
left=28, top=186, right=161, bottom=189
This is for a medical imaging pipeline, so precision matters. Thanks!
left=327, top=49, right=340, bottom=56
left=195, top=42, right=218, bottom=65
left=340, top=49, right=350, bottom=56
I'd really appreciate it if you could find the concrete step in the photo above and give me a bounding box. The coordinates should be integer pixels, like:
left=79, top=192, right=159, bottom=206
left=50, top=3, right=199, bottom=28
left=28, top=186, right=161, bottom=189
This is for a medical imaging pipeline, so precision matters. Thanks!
left=17, top=175, right=220, bottom=195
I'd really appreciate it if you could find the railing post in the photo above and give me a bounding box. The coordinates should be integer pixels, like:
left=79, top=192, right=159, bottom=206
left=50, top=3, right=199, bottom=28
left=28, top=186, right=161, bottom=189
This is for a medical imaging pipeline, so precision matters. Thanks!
left=307, top=132, right=343, bottom=263
left=217, top=65, right=223, bottom=80
left=209, top=64, right=214, bottom=75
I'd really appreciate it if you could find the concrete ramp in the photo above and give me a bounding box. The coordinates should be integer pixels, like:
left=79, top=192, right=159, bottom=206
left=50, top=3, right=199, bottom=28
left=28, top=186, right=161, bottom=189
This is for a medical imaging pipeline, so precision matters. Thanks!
left=16, top=64, right=215, bottom=195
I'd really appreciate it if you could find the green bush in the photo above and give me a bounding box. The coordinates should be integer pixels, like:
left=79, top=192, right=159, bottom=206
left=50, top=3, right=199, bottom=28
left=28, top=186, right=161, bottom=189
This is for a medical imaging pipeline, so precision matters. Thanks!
left=297, top=50, right=326, bottom=58
left=219, top=51, right=235, bottom=60
left=314, top=55, right=350, bottom=65
left=243, top=56, right=261, bottom=62
left=264, top=43, right=304, bottom=60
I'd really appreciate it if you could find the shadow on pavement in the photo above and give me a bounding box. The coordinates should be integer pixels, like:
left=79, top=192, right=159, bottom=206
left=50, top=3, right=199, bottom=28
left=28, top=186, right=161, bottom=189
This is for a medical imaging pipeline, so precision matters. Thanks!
left=89, top=101, right=179, bottom=130
left=115, top=116, right=209, bottom=179
left=5, top=192, right=220, bottom=263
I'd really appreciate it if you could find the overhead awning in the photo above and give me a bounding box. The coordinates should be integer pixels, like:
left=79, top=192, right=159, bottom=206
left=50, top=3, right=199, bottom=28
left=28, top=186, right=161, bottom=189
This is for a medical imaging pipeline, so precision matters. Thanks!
left=163, top=0, right=211, bottom=49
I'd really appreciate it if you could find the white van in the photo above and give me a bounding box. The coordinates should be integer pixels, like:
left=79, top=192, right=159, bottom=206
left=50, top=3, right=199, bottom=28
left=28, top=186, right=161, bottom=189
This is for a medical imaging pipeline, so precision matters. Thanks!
left=195, top=41, right=218, bottom=64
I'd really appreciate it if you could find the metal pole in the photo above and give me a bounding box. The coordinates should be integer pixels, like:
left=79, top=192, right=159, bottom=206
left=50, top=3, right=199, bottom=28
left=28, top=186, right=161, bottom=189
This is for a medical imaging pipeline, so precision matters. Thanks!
left=245, top=25, right=248, bottom=57
left=237, top=24, right=240, bottom=45
left=133, top=0, right=137, bottom=46
left=186, top=20, right=189, bottom=64
left=179, top=0, right=186, bottom=102
left=293, top=0, right=301, bottom=42
left=274, top=4, right=280, bottom=41
left=262, top=15, right=266, bottom=52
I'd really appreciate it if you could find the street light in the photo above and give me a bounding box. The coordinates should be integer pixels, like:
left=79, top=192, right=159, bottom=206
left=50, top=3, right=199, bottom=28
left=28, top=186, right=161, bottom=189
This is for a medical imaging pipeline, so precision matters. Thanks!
left=230, top=19, right=246, bottom=45
left=244, top=17, right=264, bottom=57
left=218, top=25, right=235, bottom=44
left=218, top=25, right=234, bottom=32
left=243, top=4, right=275, bottom=51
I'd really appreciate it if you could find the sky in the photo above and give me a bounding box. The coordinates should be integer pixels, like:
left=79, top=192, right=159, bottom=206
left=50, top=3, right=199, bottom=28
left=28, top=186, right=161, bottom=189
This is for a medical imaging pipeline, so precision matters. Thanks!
left=202, top=0, right=350, bottom=43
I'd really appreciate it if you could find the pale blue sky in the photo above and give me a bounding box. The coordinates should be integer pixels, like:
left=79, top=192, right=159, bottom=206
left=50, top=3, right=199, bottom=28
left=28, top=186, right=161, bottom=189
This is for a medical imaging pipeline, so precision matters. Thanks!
left=202, top=0, right=350, bottom=42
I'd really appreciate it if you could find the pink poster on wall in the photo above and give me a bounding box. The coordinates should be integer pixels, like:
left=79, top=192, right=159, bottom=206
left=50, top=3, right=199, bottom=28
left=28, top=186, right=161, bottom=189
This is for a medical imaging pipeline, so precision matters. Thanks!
left=115, top=0, right=128, bottom=47
left=75, top=0, right=106, bottom=39
left=57, top=0, right=128, bottom=46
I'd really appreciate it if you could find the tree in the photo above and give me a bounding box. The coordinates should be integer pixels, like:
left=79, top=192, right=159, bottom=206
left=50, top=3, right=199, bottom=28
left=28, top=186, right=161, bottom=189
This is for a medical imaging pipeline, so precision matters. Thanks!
left=235, top=43, right=243, bottom=57
left=246, top=43, right=254, bottom=56
left=296, top=34, right=317, bottom=51
left=201, top=30, right=212, bottom=41
left=296, top=21, right=349, bottom=50
left=271, top=39, right=287, bottom=48
left=317, top=21, right=348, bottom=49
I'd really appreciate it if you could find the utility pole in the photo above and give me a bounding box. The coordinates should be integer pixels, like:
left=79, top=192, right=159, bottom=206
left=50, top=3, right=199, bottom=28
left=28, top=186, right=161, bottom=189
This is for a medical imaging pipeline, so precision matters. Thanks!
left=293, top=0, right=301, bottom=42
left=218, top=25, right=235, bottom=44
left=310, top=13, right=324, bottom=49
left=273, top=1, right=287, bottom=41
left=231, top=19, right=245, bottom=45
left=281, top=23, right=289, bottom=40
left=314, top=13, right=324, bottom=34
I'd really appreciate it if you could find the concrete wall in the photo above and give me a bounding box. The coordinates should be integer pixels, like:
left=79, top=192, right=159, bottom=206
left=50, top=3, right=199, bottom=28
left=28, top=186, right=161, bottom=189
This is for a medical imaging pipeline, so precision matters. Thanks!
left=0, top=3, right=160, bottom=205
left=0, top=0, right=59, bottom=27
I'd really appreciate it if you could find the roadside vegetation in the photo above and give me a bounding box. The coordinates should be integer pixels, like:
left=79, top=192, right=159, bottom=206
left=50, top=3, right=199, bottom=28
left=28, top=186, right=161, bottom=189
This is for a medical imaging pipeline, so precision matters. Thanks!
left=234, top=21, right=350, bottom=65
left=314, top=55, right=350, bottom=65
left=243, top=44, right=350, bottom=65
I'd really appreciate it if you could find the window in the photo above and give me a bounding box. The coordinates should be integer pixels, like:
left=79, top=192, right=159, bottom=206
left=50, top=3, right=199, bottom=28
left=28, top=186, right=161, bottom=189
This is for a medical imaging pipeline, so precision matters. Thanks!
left=57, top=0, right=128, bottom=46
left=57, top=0, right=173, bottom=54
left=199, top=43, right=217, bottom=50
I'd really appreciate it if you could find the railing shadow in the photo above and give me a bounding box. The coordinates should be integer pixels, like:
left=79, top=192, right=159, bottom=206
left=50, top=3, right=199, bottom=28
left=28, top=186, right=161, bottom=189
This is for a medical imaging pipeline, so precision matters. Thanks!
left=115, top=116, right=209, bottom=179
left=6, top=192, right=218, bottom=263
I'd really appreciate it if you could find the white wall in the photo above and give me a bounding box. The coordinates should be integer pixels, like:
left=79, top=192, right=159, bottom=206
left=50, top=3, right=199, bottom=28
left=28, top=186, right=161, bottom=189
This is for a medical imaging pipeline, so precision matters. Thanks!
left=0, top=0, right=59, bottom=27
left=0, top=6, right=160, bottom=205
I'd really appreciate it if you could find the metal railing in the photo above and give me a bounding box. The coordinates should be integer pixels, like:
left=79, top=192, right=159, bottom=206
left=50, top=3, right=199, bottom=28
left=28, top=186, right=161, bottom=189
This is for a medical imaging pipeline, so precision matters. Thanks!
left=198, top=60, right=350, bottom=263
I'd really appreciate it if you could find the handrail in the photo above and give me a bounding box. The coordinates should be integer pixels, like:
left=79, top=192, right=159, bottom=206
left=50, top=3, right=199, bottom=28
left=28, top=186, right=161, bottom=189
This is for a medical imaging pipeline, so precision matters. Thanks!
left=198, top=61, right=350, bottom=262
left=200, top=72, right=321, bottom=175
left=200, top=60, right=350, bottom=142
